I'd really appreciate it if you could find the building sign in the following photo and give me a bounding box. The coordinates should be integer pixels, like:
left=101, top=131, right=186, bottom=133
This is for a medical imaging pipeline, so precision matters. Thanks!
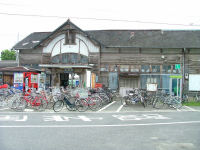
left=175, top=64, right=181, bottom=70
left=170, top=75, right=182, bottom=79
left=64, top=68, right=73, bottom=73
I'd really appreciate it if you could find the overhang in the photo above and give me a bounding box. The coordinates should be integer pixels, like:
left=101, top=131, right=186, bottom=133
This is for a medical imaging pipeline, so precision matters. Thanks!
left=39, top=64, right=93, bottom=69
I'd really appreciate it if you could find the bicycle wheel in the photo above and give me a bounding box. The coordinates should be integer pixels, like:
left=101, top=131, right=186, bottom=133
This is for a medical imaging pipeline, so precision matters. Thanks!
left=121, top=96, right=128, bottom=106
left=153, top=97, right=164, bottom=109
left=15, top=97, right=27, bottom=112
left=39, top=99, right=48, bottom=111
left=53, top=100, right=64, bottom=112
left=172, top=97, right=182, bottom=109
left=75, top=99, right=88, bottom=112
left=66, top=104, right=76, bottom=111
left=0, top=96, right=5, bottom=108
left=46, top=96, right=54, bottom=109
left=140, top=97, right=146, bottom=108
left=88, top=97, right=102, bottom=111
left=32, top=98, right=42, bottom=111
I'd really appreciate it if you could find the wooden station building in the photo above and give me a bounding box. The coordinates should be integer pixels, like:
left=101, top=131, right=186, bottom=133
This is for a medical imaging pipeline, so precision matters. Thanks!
left=12, top=19, right=200, bottom=97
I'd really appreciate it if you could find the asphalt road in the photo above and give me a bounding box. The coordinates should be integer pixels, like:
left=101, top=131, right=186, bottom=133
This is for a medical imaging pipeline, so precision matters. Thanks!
left=0, top=111, right=200, bottom=150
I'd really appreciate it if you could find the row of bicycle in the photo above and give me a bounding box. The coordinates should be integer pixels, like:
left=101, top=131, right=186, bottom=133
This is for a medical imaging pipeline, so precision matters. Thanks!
left=121, top=88, right=182, bottom=109
left=0, top=86, right=117, bottom=112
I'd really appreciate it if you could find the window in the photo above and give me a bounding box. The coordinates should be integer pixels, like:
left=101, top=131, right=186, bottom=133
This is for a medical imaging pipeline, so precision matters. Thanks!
left=162, top=75, right=170, bottom=92
left=110, top=65, right=118, bottom=72
left=172, top=64, right=181, bottom=74
left=140, top=75, right=161, bottom=89
left=162, top=65, right=171, bottom=73
left=62, top=54, right=69, bottom=64
left=130, top=65, right=139, bottom=72
left=141, top=65, right=150, bottom=73
left=100, top=65, right=109, bottom=72
left=65, top=30, right=76, bottom=45
left=71, top=54, right=79, bottom=64
left=152, top=65, right=160, bottom=73
left=80, top=55, right=88, bottom=64
left=51, top=55, right=60, bottom=63
left=120, top=65, right=129, bottom=72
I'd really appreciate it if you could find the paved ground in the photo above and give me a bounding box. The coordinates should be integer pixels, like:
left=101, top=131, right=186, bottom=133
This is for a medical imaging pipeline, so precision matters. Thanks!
left=0, top=111, right=200, bottom=150
left=1, top=99, right=200, bottom=150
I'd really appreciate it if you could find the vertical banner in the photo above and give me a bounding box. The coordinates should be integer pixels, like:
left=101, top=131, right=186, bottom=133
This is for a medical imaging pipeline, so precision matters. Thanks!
left=86, top=70, right=91, bottom=88
left=91, top=73, right=96, bottom=88
left=38, top=72, right=46, bottom=91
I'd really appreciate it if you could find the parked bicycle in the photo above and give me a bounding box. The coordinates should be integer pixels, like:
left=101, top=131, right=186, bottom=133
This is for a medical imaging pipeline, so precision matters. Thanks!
left=53, top=94, right=88, bottom=112
left=121, top=88, right=145, bottom=107
left=153, top=91, right=182, bottom=109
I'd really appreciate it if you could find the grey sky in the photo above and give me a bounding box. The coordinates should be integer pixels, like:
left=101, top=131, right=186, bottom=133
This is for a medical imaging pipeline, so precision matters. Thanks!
left=0, top=0, right=200, bottom=50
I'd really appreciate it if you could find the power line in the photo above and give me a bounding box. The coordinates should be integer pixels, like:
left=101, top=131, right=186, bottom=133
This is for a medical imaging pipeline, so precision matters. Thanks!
left=0, top=12, right=200, bottom=27
left=0, top=2, right=25, bottom=6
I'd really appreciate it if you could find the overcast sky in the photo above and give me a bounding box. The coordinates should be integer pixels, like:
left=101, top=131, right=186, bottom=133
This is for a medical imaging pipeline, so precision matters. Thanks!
left=0, top=0, right=200, bottom=50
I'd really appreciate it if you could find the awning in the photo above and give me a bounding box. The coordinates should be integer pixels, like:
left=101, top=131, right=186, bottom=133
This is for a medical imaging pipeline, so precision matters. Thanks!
left=39, top=64, right=93, bottom=69
left=0, top=66, right=41, bottom=72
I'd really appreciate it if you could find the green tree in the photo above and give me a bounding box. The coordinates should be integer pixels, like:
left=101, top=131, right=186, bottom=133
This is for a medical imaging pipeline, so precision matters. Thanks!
left=1, top=49, right=16, bottom=60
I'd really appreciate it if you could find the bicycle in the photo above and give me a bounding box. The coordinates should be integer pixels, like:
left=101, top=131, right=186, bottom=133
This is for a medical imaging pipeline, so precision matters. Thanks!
left=121, top=89, right=145, bottom=108
left=53, top=94, right=88, bottom=112
left=23, top=91, right=48, bottom=111
left=153, top=93, right=182, bottom=109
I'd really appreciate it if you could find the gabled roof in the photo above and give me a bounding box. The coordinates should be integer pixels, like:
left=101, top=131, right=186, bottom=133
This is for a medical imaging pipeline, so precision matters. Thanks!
left=12, top=19, right=200, bottom=50
left=87, top=30, right=200, bottom=48
left=12, top=32, right=51, bottom=50
left=13, top=19, right=102, bottom=50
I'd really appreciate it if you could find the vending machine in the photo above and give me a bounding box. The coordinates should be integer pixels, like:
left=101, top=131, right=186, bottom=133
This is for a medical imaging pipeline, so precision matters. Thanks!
left=23, top=72, right=38, bottom=92
left=13, top=73, right=23, bottom=90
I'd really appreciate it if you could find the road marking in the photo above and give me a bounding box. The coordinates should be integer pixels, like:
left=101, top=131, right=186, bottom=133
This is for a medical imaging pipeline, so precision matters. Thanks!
left=97, top=101, right=116, bottom=112
left=116, top=104, right=124, bottom=112
left=113, top=114, right=170, bottom=121
left=184, top=106, right=197, bottom=111
left=24, top=109, right=34, bottom=112
left=0, top=108, right=9, bottom=110
left=43, top=115, right=103, bottom=122
left=0, top=120, right=200, bottom=128
left=0, top=115, right=28, bottom=121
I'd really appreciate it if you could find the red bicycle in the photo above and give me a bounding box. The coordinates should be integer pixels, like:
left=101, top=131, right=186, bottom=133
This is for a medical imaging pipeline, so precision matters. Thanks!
left=23, top=91, right=48, bottom=111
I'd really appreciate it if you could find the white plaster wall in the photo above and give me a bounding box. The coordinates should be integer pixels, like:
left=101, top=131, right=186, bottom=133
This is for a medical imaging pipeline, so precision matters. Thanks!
left=60, top=38, right=79, bottom=54
left=43, top=34, right=65, bottom=53
left=43, top=33, right=99, bottom=57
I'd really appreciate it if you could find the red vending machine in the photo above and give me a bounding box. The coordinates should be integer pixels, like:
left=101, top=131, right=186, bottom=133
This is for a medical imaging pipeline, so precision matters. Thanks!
left=23, top=72, right=38, bottom=92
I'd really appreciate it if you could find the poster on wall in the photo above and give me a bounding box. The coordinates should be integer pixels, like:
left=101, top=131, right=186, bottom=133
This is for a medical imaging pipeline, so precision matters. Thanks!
left=31, top=74, right=38, bottom=83
left=14, top=73, right=23, bottom=83
left=147, top=83, right=157, bottom=92
left=45, top=74, right=51, bottom=88
left=14, top=73, right=23, bottom=90
left=189, top=74, right=200, bottom=91
left=38, top=73, right=46, bottom=90
left=0, top=72, right=3, bottom=84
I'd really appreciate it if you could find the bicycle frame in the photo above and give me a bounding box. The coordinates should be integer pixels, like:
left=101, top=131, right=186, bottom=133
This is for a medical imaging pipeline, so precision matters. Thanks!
left=23, top=92, right=42, bottom=107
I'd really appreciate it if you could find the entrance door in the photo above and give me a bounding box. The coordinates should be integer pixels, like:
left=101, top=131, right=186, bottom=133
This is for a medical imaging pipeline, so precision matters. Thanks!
left=3, top=75, right=13, bottom=86
left=170, top=76, right=182, bottom=97
left=60, top=73, right=69, bottom=87
left=119, top=77, right=139, bottom=89
left=109, top=72, right=118, bottom=90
